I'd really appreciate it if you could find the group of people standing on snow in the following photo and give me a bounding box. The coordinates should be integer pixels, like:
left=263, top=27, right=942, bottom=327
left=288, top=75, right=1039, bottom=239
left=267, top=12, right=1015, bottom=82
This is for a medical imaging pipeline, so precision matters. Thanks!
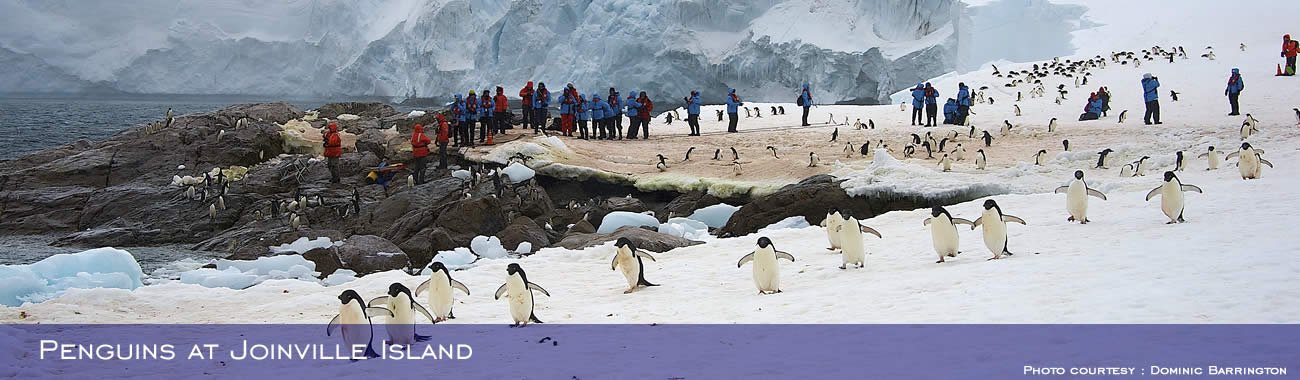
left=908, top=82, right=971, bottom=127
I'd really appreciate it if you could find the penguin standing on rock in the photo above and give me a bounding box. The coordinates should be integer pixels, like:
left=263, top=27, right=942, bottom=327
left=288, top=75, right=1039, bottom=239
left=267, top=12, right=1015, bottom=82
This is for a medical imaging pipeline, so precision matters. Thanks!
left=1145, top=171, right=1203, bottom=224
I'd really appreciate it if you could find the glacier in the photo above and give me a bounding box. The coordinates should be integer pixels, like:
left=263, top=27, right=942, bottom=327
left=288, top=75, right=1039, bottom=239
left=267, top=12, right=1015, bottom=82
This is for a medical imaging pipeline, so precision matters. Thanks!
left=0, top=0, right=965, bottom=104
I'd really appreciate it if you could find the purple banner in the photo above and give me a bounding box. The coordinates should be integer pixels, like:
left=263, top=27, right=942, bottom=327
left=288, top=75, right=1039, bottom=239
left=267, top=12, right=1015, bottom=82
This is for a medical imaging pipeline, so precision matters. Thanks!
left=1, top=324, right=1295, bottom=379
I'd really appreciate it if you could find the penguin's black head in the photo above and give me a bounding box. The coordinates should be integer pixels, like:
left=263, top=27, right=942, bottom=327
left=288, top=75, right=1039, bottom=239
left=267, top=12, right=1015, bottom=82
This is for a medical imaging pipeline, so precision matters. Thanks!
left=828, top=207, right=841, bottom=215
left=1208, top=146, right=1215, bottom=151
left=388, top=282, right=411, bottom=298
left=757, top=236, right=773, bottom=248
left=1240, top=142, right=1251, bottom=150
left=930, top=206, right=945, bottom=217
left=1038, top=149, right=1047, bottom=155
left=1140, top=156, right=1151, bottom=160
left=430, top=261, right=448, bottom=273
left=1163, top=171, right=1176, bottom=182
left=1074, top=170, right=1084, bottom=179
left=615, top=237, right=634, bottom=249
left=338, top=289, right=363, bottom=305
left=982, top=199, right=998, bottom=210
left=506, top=263, right=523, bottom=276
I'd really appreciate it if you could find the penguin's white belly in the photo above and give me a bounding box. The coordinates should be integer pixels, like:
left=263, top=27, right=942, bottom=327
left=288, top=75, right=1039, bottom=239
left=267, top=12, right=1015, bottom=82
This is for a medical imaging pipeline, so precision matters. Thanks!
left=930, top=222, right=960, bottom=255
left=1208, top=153, right=1220, bottom=170
left=1066, top=182, right=1088, bottom=220
left=616, top=254, right=640, bottom=288
left=429, top=281, right=454, bottom=319
left=825, top=220, right=842, bottom=249
left=982, top=219, right=1008, bottom=255
left=752, top=253, right=780, bottom=292
left=1161, top=183, right=1184, bottom=221
left=507, top=279, right=532, bottom=323
left=1240, top=154, right=1261, bottom=178
left=840, top=231, right=865, bottom=265
left=976, top=156, right=986, bottom=169
left=339, top=307, right=371, bottom=351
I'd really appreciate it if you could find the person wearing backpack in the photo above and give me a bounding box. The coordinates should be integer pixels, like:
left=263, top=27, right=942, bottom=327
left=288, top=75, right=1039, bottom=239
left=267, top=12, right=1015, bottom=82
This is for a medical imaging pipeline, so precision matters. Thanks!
left=909, top=83, right=925, bottom=126
left=1225, top=68, right=1245, bottom=116
left=955, top=82, right=972, bottom=125
left=608, top=88, right=623, bottom=139
left=1282, top=34, right=1298, bottom=76
left=923, top=82, right=939, bottom=127
left=625, top=90, right=641, bottom=140
left=798, top=83, right=813, bottom=126
left=684, top=90, right=702, bottom=136
left=725, top=88, right=742, bottom=133
left=1141, top=73, right=1161, bottom=125
left=576, top=93, right=591, bottom=140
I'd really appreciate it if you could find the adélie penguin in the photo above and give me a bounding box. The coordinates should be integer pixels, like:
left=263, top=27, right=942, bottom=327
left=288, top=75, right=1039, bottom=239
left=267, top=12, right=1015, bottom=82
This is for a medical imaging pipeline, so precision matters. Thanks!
left=1144, top=171, right=1203, bottom=224
left=1198, top=146, right=1221, bottom=170
left=1053, top=170, right=1108, bottom=223
left=821, top=209, right=845, bottom=251
left=970, top=199, right=1028, bottom=260
left=924, top=206, right=975, bottom=263
left=368, top=283, right=435, bottom=346
left=494, top=263, right=550, bottom=327
left=736, top=237, right=796, bottom=294
left=326, top=289, right=389, bottom=360
left=415, top=262, right=471, bottom=322
left=1225, top=142, right=1273, bottom=180
left=835, top=214, right=883, bottom=269
left=610, top=237, right=659, bottom=293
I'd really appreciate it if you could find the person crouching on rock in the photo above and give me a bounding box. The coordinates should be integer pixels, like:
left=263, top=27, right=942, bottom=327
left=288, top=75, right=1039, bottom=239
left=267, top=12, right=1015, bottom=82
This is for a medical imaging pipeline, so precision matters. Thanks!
left=410, top=123, right=431, bottom=185
left=323, top=122, right=343, bottom=184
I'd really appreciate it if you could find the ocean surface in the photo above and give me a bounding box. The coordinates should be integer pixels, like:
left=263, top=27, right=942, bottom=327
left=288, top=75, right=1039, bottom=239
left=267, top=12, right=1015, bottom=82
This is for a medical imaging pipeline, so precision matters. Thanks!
left=0, top=95, right=334, bottom=160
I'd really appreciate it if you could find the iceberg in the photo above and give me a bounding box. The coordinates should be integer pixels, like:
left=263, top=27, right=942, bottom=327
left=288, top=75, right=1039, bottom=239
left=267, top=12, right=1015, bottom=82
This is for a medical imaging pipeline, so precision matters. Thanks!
left=0, top=248, right=144, bottom=306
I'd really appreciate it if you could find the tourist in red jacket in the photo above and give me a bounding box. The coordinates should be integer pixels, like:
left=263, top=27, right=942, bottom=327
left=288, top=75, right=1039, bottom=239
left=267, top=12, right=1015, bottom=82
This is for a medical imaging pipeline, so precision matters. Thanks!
left=323, top=122, right=343, bottom=183
left=436, top=114, right=450, bottom=169
left=409, top=123, right=431, bottom=185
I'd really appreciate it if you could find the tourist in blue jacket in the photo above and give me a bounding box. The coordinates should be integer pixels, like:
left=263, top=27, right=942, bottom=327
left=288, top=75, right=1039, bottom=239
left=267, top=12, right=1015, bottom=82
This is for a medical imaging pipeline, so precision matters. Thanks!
left=597, top=95, right=615, bottom=140
left=799, top=83, right=813, bottom=126
left=910, top=83, right=925, bottom=125
left=923, top=83, right=939, bottom=127
left=1141, top=73, right=1161, bottom=125
left=956, top=82, right=972, bottom=125
left=607, top=88, right=623, bottom=139
left=684, top=90, right=702, bottom=136
left=625, top=91, right=641, bottom=140
left=1225, top=68, right=1244, bottom=116
left=576, top=94, right=591, bottom=140
left=942, top=98, right=959, bottom=124
left=1079, top=92, right=1103, bottom=121
left=725, top=88, right=742, bottom=133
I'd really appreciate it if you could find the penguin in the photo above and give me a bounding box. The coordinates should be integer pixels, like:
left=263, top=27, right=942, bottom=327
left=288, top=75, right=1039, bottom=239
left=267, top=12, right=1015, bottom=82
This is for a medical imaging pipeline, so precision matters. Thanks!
left=924, top=206, right=975, bottom=263
left=415, top=262, right=470, bottom=322
left=736, top=237, right=795, bottom=294
left=938, top=154, right=953, bottom=172
left=1014, top=104, right=1021, bottom=116
left=1170, top=91, right=1180, bottom=101
left=1047, top=118, right=1058, bottom=133
left=1000, top=120, right=1014, bottom=136
left=744, top=107, right=751, bottom=118
left=981, top=131, right=993, bottom=147
left=911, top=133, right=922, bottom=145
left=868, top=119, right=875, bottom=129
left=754, top=107, right=762, bottom=117
left=493, top=263, right=550, bottom=327
left=406, top=175, right=414, bottom=189
left=830, top=128, right=838, bottom=142
left=834, top=214, right=882, bottom=269
left=1239, top=119, right=1258, bottom=140
left=326, top=289, right=387, bottom=360
left=216, top=195, right=226, bottom=211
left=1053, top=170, right=1108, bottom=224
left=951, top=143, right=966, bottom=161
left=610, top=237, right=659, bottom=294
left=1118, top=110, right=1128, bottom=123
left=1198, top=146, right=1220, bottom=170
left=1226, top=142, right=1274, bottom=180
left=807, top=152, right=820, bottom=167
left=1062, top=139, right=1070, bottom=152
left=290, top=214, right=301, bottom=230
left=970, top=199, right=1028, bottom=260
left=778, top=106, right=785, bottom=115
left=367, top=283, right=435, bottom=346
left=716, top=109, right=724, bottom=122
left=771, top=106, right=778, bottom=115
left=1120, top=163, right=1135, bottom=178
left=208, top=203, right=217, bottom=223
left=216, top=129, right=226, bottom=143
left=1096, top=148, right=1114, bottom=169
left=922, top=141, right=934, bottom=159
left=843, top=142, right=854, bottom=157
left=713, top=148, right=721, bottom=160
left=185, top=185, right=195, bottom=201
left=1293, top=108, right=1299, bottom=125
left=860, top=142, right=870, bottom=156
left=731, top=147, right=740, bottom=161
left=903, top=144, right=916, bottom=158
left=821, top=209, right=844, bottom=251
left=1145, top=171, right=1203, bottom=224
left=975, top=149, right=987, bottom=170
left=938, top=138, right=949, bottom=152
left=732, top=159, right=743, bottom=176
left=683, top=147, right=695, bottom=161
left=926, top=132, right=938, bottom=149
left=1134, top=156, right=1151, bottom=176
left=1174, top=151, right=1186, bottom=171
left=656, top=154, right=668, bottom=171
left=853, top=118, right=864, bottom=130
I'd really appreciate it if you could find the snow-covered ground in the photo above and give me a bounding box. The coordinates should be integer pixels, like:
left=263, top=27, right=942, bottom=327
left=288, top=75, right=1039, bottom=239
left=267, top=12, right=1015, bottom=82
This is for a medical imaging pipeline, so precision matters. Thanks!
left=3, top=0, right=1300, bottom=324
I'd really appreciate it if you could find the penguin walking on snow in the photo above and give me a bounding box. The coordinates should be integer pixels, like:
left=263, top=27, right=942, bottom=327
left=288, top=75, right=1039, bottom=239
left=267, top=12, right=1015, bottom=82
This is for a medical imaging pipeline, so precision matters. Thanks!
left=1095, top=149, right=1114, bottom=169
left=1053, top=170, right=1108, bottom=224
left=415, top=262, right=471, bottom=322
left=368, top=283, right=435, bottom=346
left=1033, top=149, right=1048, bottom=166
left=737, top=237, right=795, bottom=294
left=326, top=290, right=387, bottom=360
left=1225, top=142, right=1273, bottom=180
left=924, top=206, right=975, bottom=263
left=835, top=213, right=882, bottom=269
left=821, top=209, right=844, bottom=251
left=1199, top=146, right=1221, bottom=170
left=611, top=237, right=659, bottom=294
left=494, top=263, right=550, bottom=327
left=1145, top=171, right=1203, bottom=224
left=808, top=152, right=819, bottom=167
left=970, top=199, right=1028, bottom=260
left=975, top=149, right=987, bottom=170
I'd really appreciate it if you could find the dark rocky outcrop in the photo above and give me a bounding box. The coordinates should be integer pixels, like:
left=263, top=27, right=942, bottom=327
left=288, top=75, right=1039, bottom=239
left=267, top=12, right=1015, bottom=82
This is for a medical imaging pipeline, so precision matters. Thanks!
left=556, top=226, right=702, bottom=253
left=335, top=235, right=409, bottom=275
left=497, top=216, right=548, bottom=253
left=315, top=102, right=397, bottom=120
left=661, top=191, right=721, bottom=221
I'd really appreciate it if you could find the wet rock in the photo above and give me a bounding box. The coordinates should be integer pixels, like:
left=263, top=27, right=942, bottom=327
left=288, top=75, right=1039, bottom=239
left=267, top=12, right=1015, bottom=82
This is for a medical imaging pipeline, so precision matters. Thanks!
left=661, top=191, right=721, bottom=221
left=556, top=226, right=702, bottom=253
left=396, top=227, right=455, bottom=269
left=336, top=235, right=409, bottom=275
left=302, top=247, right=343, bottom=277
left=718, top=175, right=948, bottom=238
left=497, top=216, right=548, bottom=254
